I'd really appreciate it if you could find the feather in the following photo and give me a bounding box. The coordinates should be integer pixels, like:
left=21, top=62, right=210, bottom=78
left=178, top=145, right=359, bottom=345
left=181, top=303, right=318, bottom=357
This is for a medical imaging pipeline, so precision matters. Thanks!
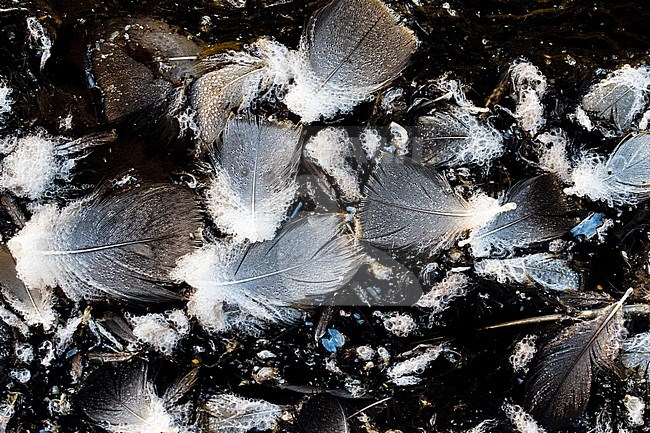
left=7, top=184, right=203, bottom=303
left=206, top=116, right=302, bottom=243
left=581, top=65, right=650, bottom=131
left=463, top=174, right=577, bottom=258
left=414, top=107, right=504, bottom=167
left=80, top=360, right=178, bottom=433
left=566, top=133, right=650, bottom=207
left=201, top=393, right=285, bottom=433
left=474, top=253, right=579, bottom=292
left=284, top=0, right=417, bottom=122
left=173, top=213, right=363, bottom=332
left=358, top=153, right=513, bottom=254
left=0, top=245, right=56, bottom=330
left=297, top=394, right=349, bottom=433
left=524, top=289, right=631, bottom=430
left=190, top=39, right=292, bottom=150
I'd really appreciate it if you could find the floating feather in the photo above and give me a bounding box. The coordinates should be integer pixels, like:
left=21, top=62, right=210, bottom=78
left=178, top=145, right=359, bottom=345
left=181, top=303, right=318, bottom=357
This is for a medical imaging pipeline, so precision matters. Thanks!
left=581, top=65, right=650, bottom=132
left=524, top=290, right=630, bottom=430
left=566, top=133, right=650, bottom=207
left=463, top=174, right=577, bottom=258
left=8, top=184, right=203, bottom=303
left=509, top=59, right=547, bottom=135
left=206, top=117, right=302, bottom=243
left=80, top=361, right=180, bottom=433
left=414, top=107, right=504, bottom=167
left=173, top=213, right=363, bottom=332
left=297, top=394, right=349, bottom=433
left=201, top=393, right=286, bottom=433
left=284, top=0, right=417, bottom=122
left=474, top=253, right=579, bottom=292
left=190, top=39, right=291, bottom=150
left=0, top=245, right=56, bottom=330
left=359, top=153, right=513, bottom=254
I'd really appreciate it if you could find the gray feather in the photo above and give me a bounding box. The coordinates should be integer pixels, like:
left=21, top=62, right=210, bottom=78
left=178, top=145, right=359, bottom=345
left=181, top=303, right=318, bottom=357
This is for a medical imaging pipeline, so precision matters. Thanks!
left=206, top=117, right=302, bottom=243
left=524, top=292, right=629, bottom=430
left=359, top=153, right=506, bottom=254
left=284, top=0, right=417, bottom=122
left=8, top=184, right=203, bottom=303
left=467, top=174, right=577, bottom=258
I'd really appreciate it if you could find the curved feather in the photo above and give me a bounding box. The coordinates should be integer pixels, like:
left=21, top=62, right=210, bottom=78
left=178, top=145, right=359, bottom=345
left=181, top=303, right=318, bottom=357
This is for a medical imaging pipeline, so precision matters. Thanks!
left=80, top=361, right=177, bottom=433
left=524, top=290, right=630, bottom=430
left=297, top=394, right=349, bottom=433
left=206, top=117, right=302, bottom=243
left=8, top=184, right=203, bottom=303
left=466, top=174, right=577, bottom=258
left=0, top=245, right=56, bottom=330
left=175, top=213, right=364, bottom=330
left=359, top=153, right=509, bottom=254
left=284, top=0, right=417, bottom=122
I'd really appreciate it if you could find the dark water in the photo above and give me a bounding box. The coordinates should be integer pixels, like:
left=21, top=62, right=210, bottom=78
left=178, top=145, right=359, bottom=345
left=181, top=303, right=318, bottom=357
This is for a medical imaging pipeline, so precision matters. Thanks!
left=1, top=0, right=650, bottom=432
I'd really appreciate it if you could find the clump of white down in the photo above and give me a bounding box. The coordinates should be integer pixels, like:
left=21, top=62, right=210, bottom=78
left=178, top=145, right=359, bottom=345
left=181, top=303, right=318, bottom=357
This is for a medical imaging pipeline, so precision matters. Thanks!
left=0, top=131, right=74, bottom=200
left=503, top=403, right=547, bottom=433
left=0, top=78, right=13, bottom=120
left=127, top=310, right=191, bottom=356
left=564, top=151, right=611, bottom=205
left=26, top=17, right=52, bottom=71
left=359, top=127, right=383, bottom=161
left=509, top=335, right=537, bottom=374
left=624, top=395, right=645, bottom=427
left=509, top=60, right=547, bottom=135
left=387, top=345, right=445, bottom=386
left=373, top=311, right=417, bottom=337
left=114, top=396, right=177, bottom=433
left=536, top=129, right=572, bottom=182
left=416, top=272, right=469, bottom=317
left=304, top=127, right=361, bottom=202
left=203, top=393, right=285, bottom=433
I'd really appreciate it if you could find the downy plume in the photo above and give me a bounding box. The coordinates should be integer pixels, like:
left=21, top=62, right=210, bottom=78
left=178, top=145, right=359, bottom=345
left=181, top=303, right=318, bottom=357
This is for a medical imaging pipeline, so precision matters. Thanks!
left=474, top=253, right=579, bottom=292
left=201, top=393, right=286, bottom=433
left=284, top=0, right=417, bottom=123
left=581, top=64, right=650, bottom=132
left=0, top=245, right=56, bottom=330
left=206, top=116, right=302, bottom=243
left=524, top=289, right=631, bottom=430
left=414, top=107, right=504, bottom=167
left=80, top=360, right=182, bottom=433
left=8, top=184, right=203, bottom=303
left=566, top=133, right=650, bottom=207
left=190, top=39, right=292, bottom=150
left=509, top=59, right=547, bottom=136
left=359, top=153, right=513, bottom=254
left=463, top=174, right=577, bottom=258
left=0, top=130, right=115, bottom=200
left=173, top=213, right=363, bottom=333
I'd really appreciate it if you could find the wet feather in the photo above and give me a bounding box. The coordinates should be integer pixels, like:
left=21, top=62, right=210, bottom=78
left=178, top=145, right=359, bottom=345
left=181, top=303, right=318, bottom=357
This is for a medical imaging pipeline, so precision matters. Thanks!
left=524, top=291, right=630, bottom=430
left=359, top=153, right=512, bottom=254
left=284, top=0, right=417, bottom=122
left=206, top=116, right=302, bottom=243
left=8, top=184, right=203, bottom=303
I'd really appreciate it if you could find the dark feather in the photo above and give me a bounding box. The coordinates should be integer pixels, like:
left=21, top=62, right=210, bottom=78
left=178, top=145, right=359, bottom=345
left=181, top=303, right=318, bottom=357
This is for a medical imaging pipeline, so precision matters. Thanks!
left=466, top=174, right=577, bottom=258
left=298, top=394, right=349, bottom=433
left=524, top=290, right=630, bottom=429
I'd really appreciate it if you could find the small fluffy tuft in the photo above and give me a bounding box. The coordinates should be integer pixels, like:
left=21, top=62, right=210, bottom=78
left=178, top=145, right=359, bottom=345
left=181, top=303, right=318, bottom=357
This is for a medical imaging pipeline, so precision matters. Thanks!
left=624, top=395, right=645, bottom=427
left=509, top=60, right=547, bottom=135
left=536, top=129, right=572, bottom=182
left=416, top=272, right=469, bottom=316
left=0, top=78, right=13, bottom=120
left=509, top=335, right=537, bottom=373
left=503, top=403, right=546, bottom=433
left=127, top=310, right=190, bottom=355
left=387, top=345, right=445, bottom=386
left=304, top=127, right=361, bottom=202
left=373, top=311, right=417, bottom=337
left=564, top=151, right=611, bottom=204
left=203, top=393, right=284, bottom=432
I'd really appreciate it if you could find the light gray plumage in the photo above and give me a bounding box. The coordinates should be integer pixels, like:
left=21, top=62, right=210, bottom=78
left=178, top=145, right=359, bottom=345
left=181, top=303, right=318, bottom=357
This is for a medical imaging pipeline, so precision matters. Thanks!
left=359, top=153, right=507, bottom=254
left=284, top=0, right=417, bottom=122
left=8, top=185, right=203, bottom=303
left=525, top=291, right=629, bottom=430
left=467, top=174, right=577, bottom=258
left=176, top=213, right=364, bottom=331
left=582, top=65, right=650, bottom=131
left=206, top=117, right=302, bottom=243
